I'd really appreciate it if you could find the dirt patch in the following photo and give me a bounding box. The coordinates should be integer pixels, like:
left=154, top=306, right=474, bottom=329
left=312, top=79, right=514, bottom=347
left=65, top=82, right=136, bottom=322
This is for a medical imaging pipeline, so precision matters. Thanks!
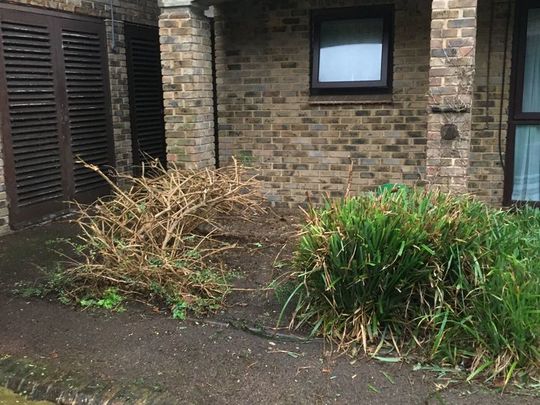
left=213, top=208, right=301, bottom=327
left=0, top=211, right=537, bottom=404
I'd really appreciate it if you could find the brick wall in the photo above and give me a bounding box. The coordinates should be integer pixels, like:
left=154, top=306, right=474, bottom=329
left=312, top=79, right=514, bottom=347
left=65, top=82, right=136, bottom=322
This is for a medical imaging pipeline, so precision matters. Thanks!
left=469, top=0, right=514, bottom=205
left=214, top=0, right=431, bottom=206
left=214, top=0, right=514, bottom=207
left=0, top=0, right=159, bottom=233
left=3, top=0, right=158, bottom=21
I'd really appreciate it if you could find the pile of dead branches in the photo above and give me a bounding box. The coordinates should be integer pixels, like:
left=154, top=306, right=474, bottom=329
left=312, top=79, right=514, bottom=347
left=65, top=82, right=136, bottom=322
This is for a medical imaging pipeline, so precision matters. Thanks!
left=62, top=160, right=262, bottom=314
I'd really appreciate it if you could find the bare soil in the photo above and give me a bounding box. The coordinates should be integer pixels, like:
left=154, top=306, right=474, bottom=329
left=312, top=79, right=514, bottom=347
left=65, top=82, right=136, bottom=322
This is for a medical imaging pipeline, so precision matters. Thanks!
left=0, top=210, right=537, bottom=404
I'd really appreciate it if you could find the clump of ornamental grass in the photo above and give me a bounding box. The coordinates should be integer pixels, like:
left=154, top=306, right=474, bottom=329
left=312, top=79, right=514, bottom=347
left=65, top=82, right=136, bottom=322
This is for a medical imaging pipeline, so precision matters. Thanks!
left=58, top=160, right=261, bottom=316
left=284, top=188, right=539, bottom=382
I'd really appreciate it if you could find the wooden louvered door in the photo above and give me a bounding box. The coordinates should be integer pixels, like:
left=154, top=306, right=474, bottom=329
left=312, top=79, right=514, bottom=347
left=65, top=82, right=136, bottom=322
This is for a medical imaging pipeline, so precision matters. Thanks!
left=0, top=5, right=113, bottom=227
left=0, top=10, right=68, bottom=226
left=60, top=19, right=114, bottom=203
left=125, top=24, right=166, bottom=174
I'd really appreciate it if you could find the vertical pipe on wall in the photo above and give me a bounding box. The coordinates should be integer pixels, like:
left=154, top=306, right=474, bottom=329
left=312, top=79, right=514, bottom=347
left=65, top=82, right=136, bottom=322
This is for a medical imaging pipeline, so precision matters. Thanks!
left=498, top=0, right=512, bottom=173
left=210, top=17, right=219, bottom=168
left=485, top=0, right=494, bottom=132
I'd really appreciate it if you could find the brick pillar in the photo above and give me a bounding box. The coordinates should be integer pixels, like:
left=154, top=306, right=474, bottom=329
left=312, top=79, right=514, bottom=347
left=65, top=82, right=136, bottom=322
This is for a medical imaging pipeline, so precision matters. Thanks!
left=427, top=0, right=478, bottom=192
left=159, top=0, right=215, bottom=169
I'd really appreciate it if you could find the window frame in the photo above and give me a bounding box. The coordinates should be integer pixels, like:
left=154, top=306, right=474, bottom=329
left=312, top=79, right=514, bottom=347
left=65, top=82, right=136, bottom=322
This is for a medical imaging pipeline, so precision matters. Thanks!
left=511, top=2, right=540, bottom=121
left=310, top=5, right=394, bottom=95
left=504, top=0, right=540, bottom=207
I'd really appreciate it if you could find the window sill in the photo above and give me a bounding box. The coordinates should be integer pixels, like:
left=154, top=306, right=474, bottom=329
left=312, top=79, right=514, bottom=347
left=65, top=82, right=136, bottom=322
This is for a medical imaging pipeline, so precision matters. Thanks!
left=308, top=94, right=394, bottom=106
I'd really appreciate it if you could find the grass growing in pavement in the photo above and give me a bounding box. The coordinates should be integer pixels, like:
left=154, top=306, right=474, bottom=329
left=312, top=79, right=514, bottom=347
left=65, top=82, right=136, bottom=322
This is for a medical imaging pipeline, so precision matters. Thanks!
left=284, top=188, right=540, bottom=383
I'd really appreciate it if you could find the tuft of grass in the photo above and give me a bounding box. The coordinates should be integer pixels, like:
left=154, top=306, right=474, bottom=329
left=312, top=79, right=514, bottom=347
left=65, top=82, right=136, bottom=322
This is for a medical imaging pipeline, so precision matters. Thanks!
left=284, top=188, right=540, bottom=382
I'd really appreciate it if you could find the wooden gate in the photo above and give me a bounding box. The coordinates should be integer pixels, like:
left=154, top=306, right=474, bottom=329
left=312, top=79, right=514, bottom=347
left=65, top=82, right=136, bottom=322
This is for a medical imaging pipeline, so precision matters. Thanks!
left=125, top=23, right=166, bottom=173
left=0, top=4, right=114, bottom=228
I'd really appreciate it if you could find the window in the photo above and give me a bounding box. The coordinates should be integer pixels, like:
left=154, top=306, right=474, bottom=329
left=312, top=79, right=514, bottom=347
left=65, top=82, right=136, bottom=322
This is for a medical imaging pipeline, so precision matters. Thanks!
left=505, top=3, right=540, bottom=205
left=311, top=6, right=393, bottom=94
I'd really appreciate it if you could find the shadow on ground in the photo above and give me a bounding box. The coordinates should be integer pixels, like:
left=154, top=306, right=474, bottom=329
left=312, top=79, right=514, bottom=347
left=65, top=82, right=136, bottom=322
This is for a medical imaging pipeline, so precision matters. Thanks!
left=0, top=212, right=536, bottom=404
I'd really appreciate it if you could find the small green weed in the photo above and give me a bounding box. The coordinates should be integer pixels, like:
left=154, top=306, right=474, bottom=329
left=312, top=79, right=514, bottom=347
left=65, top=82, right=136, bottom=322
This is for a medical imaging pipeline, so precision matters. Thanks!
left=171, top=301, right=188, bottom=320
left=79, top=287, right=125, bottom=312
left=12, top=263, right=70, bottom=300
left=13, top=285, right=46, bottom=299
left=236, top=150, right=254, bottom=166
left=44, top=237, right=73, bottom=248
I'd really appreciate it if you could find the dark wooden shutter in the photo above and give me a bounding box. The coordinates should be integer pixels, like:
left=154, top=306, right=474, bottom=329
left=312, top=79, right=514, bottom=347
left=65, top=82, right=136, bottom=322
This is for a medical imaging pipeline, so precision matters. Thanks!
left=125, top=24, right=166, bottom=173
left=0, top=5, right=114, bottom=228
left=61, top=20, right=114, bottom=201
left=0, top=13, right=67, bottom=225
